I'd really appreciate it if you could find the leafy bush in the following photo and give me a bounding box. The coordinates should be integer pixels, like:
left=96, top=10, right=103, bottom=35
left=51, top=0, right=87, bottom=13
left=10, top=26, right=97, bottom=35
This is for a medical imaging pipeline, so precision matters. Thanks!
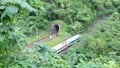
left=67, top=21, right=83, bottom=34
left=1, top=0, right=120, bottom=67
left=61, top=13, right=120, bottom=68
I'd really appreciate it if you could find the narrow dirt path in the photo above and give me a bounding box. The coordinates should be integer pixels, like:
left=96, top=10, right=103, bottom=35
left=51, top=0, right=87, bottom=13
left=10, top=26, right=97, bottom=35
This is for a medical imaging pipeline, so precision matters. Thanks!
left=86, top=14, right=111, bottom=33
left=27, top=35, right=50, bottom=47
left=27, top=13, right=111, bottom=47
left=59, top=13, right=112, bottom=54
left=27, top=33, right=57, bottom=47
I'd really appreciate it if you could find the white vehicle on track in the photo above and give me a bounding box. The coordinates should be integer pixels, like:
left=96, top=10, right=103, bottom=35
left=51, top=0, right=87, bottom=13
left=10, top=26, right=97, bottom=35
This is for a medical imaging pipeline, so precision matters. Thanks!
left=52, top=34, right=81, bottom=53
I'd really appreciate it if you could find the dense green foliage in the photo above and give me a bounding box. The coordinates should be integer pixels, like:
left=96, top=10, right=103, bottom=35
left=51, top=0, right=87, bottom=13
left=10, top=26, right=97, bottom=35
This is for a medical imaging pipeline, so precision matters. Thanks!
left=0, top=0, right=120, bottom=68
left=0, top=0, right=37, bottom=67
left=62, top=14, right=120, bottom=68
left=43, top=0, right=116, bottom=34
left=16, top=0, right=120, bottom=35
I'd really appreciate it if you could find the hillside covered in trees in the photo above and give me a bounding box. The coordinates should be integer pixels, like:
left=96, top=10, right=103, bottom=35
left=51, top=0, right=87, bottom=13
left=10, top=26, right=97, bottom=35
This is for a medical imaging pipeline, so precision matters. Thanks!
left=0, top=0, right=120, bottom=68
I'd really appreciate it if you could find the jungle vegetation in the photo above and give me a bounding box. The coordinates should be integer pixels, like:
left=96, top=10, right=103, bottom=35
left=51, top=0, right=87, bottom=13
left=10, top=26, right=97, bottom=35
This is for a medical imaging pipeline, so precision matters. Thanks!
left=0, top=0, right=120, bottom=68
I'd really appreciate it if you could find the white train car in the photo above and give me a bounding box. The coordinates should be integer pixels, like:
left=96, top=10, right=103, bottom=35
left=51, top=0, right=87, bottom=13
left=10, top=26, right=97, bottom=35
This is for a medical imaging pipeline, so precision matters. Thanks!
left=52, top=34, right=81, bottom=53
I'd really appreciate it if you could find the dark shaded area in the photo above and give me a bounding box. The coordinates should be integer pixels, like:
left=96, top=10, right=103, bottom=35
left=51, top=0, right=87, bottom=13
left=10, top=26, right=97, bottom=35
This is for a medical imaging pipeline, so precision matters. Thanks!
left=54, top=24, right=59, bottom=33
left=50, top=24, right=60, bottom=36
left=29, top=11, right=36, bottom=16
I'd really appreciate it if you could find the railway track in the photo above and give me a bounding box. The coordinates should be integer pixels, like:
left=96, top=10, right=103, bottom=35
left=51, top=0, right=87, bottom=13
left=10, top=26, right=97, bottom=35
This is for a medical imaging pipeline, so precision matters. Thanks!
left=27, top=33, right=57, bottom=47
left=27, top=13, right=112, bottom=54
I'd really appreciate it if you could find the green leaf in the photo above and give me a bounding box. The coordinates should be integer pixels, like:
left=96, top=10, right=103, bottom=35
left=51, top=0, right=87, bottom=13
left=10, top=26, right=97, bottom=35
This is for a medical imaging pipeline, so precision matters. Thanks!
left=0, top=34, right=5, bottom=42
left=0, top=25, right=9, bottom=32
left=39, top=6, right=46, bottom=12
left=1, top=0, right=22, bottom=4
left=1, top=5, right=19, bottom=19
left=20, top=1, right=37, bottom=12
left=1, top=0, right=12, bottom=4
left=1, top=9, right=6, bottom=19
left=0, top=6, right=5, bottom=9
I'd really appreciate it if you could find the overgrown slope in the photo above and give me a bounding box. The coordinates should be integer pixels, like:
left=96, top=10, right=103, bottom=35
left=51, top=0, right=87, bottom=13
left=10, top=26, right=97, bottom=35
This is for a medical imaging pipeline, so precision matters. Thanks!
left=62, top=12, right=120, bottom=68
left=1, top=0, right=120, bottom=68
